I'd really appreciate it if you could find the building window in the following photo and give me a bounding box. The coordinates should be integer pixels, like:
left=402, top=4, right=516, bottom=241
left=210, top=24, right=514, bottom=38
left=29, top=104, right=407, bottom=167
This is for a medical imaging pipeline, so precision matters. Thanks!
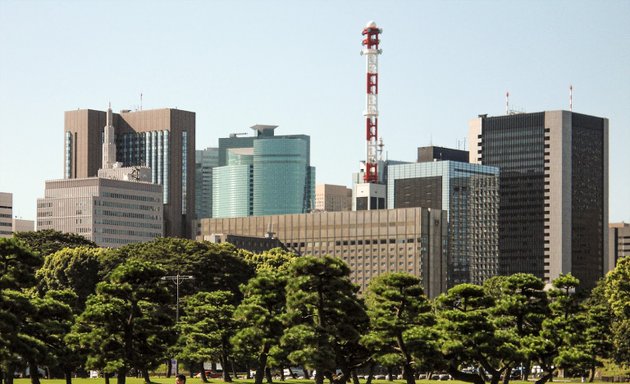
left=182, top=131, right=188, bottom=212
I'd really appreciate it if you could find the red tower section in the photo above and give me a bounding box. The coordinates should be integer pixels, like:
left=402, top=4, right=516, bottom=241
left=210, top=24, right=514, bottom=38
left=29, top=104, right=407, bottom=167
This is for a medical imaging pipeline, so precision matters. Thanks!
left=362, top=22, right=381, bottom=183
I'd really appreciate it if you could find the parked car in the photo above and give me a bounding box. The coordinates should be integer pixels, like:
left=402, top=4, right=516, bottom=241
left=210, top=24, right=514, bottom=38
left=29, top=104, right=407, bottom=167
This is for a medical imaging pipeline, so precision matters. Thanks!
left=195, top=370, right=222, bottom=378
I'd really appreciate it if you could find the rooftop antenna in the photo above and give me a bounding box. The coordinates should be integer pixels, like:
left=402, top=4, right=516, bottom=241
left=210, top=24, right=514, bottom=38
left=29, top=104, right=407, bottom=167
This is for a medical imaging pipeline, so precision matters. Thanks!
left=569, top=85, right=573, bottom=112
left=377, top=137, right=384, bottom=161
left=140, top=93, right=143, bottom=111
left=505, top=91, right=509, bottom=115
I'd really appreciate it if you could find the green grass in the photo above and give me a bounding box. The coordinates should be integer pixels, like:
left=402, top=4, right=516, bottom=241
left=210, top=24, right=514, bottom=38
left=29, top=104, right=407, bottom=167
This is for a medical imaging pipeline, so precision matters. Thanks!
left=10, top=379, right=604, bottom=384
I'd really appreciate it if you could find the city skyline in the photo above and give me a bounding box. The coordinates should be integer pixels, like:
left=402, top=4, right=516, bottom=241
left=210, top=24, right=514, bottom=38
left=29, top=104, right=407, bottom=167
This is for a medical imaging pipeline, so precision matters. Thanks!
left=1, top=1, right=628, bottom=221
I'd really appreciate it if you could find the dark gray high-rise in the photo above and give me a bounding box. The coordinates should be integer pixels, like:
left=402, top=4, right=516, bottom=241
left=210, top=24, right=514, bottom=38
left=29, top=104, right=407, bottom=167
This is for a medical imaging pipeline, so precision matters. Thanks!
left=469, top=111, right=608, bottom=290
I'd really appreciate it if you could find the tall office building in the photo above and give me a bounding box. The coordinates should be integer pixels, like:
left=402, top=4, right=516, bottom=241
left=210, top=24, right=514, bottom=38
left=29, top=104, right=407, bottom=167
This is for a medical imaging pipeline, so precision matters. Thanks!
left=198, top=207, right=448, bottom=297
left=0, top=192, right=12, bottom=238
left=213, top=125, right=315, bottom=218
left=315, top=184, right=352, bottom=212
left=37, top=178, right=163, bottom=248
left=469, top=111, right=608, bottom=289
left=609, top=222, right=630, bottom=270
left=387, top=160, right=500, bottom=286
left=64, top=108, right=195, bottom=238
left=195, top=147, right=219, bottom=219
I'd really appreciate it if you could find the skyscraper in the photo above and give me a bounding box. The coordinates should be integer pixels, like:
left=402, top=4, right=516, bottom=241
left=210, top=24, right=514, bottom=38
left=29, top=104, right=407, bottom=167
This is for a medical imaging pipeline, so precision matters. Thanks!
left=469, top=110, right=608, bottom=289
left=64, top=107, right=195, bottom=238
left=387, top=160, right=500, bottom=286
left=195, top=147, right=219, bottom=219
left=212, top=125, right=315, bottom=218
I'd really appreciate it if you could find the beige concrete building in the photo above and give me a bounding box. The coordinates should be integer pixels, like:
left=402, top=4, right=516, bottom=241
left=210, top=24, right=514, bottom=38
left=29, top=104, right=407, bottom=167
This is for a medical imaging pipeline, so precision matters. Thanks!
left=12, top=219, right=34, bottom=233
left=0, top=192, right=12, bottom=238
left=37, top=178, right=163, bottom=248
left=315, top=184, right=352, bottom=212
left=609, top=222, right=630, bottom=270
left=199, top=207, right=447, bottom=298
left=64, top=107, right=195, bottom=238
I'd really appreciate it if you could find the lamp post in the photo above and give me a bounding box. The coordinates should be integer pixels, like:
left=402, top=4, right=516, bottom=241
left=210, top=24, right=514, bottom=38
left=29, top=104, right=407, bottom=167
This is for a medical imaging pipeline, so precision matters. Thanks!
left=162, top=272, right=194, bottom=323
left=162, top=272, right=194, bottom=375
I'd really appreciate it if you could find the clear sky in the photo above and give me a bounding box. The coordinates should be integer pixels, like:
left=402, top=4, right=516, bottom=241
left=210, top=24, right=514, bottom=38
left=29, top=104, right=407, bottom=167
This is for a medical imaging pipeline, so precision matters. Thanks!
left=1, top=0, right=628, bottom=222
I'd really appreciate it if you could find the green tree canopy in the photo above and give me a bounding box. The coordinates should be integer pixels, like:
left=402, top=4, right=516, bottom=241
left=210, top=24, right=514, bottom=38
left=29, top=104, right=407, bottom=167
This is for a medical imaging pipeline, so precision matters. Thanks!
left=69, top=259, right=175, bottom=384
left=282, top=256, right=368, bottom=384
left=178, top=290, right=237, bottom=382
left=604, top=256, right=630, bottom=365
left=14, top=229, right=96, bottom=257
left=364, top=272, right=436, bottom=384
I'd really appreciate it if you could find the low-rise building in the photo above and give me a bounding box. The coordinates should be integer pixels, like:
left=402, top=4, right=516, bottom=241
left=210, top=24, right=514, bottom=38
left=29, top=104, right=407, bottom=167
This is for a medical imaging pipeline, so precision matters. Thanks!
left=37, top=177, right=163, bottom=248
left=609, top=222, right=630, bottom=270
left=198, top=207, right=447, bottom=298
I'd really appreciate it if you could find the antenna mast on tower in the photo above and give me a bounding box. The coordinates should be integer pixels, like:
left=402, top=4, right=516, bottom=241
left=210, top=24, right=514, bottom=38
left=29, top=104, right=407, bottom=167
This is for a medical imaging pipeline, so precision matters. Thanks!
left=361, top=21, right=382, bottom=183
left=569, top=85, right=573, bottom=111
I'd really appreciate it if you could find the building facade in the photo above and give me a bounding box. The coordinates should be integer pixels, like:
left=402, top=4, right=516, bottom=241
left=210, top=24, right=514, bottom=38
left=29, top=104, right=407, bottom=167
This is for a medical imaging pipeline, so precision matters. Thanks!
left=64, top=108, right=195, bottom=238
left=417, top=146, right=469, bottom=163
left=12, top=219, right=34, bottom=233
left=469, top=111, right=608, bottom=290
left=195, top=147, right=220, bottom=219
left=387, top=161, right=500, bottom=286
left=213, top=125, right=315, bottom=218
left=315, top=184, right=352, bottom=212
left=0, top=192, right=12, bottom=238
left=198, top=207, right=448, bottom=298
left=609, top=222, right=630, bottom=270
left=37, top=178, right=163, bottom=248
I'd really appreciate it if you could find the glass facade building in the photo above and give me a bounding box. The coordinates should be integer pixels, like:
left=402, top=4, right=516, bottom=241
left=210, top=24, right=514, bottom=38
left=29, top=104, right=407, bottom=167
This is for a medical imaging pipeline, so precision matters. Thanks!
left=212, top=126, right=315, bottom=218
left=195, top=148, right=220, bottom=219
left=64, top=108, right=195, bottom=238
left=387, top=161, right=500, bottom=286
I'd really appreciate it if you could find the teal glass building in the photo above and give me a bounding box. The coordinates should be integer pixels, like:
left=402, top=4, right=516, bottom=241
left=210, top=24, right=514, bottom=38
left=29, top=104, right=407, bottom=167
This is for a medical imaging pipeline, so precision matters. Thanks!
left=212, top=126, right=315, bottom=218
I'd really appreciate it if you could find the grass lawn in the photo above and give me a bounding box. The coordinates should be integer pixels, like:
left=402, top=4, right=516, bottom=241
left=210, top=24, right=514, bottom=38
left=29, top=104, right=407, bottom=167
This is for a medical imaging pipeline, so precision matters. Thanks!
left=10, top=378, right=598, bottom=384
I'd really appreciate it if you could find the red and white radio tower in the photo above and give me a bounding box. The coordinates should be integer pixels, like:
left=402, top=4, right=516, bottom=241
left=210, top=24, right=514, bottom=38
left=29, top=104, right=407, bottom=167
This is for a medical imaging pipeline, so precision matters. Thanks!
left=362, top=21, right=382, bottom=183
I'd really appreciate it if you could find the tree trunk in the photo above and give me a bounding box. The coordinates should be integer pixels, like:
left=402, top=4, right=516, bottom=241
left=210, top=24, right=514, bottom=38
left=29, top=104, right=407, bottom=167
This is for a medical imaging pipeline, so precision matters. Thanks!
left=588, top=366, right=596, bottom=383
left=502, top=368, right=511, bottom=384
left=447, top=362, right=485, bottom=384
left=365, top=363, right=375, bottom=384
left=315, top=369, right=325, bottom=384
left=64, top=369, right=73, bottom=384
left=402, top=362, right=415, bottom=384
left=231, top=359, right=237, bottom=380
left=220, top=350, right=232, bottom=382
left=280, top=368, right=285, bottom=382
left=105, top=372, right=110, bottom=384
left=303, top=367, right=310, bottom=380
left=5, top=370, right=13, bottom=384
left=387, top=366, right=393, bottom=381
left=166, top=360, right=172, bottom=378
left=534, top=371, right=554, bottom=384
left=254, top=350, right=268, bottom=384
left=29, top=362, right=41, bottom=384
left=200, top=362, right=208, bottom=383
left=117, top=367, right=127, bottom=384
left=352, top=370, right=360, bottom=384
left=265, top=368, right=273, bottom=384
left=142, top=369, right=150, bottom=384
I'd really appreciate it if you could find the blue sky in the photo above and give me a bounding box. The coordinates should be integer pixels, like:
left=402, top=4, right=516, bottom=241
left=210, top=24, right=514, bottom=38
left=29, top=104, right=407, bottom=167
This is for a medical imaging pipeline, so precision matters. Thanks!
left=1, top=0, right=628, bottom=221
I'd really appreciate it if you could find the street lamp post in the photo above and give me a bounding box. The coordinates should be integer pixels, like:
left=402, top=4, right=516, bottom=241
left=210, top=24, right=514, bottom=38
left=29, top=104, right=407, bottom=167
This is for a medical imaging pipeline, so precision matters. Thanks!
left=162, top=272, right=194, bottom=323
left=162, top=272, right=194, bottom=375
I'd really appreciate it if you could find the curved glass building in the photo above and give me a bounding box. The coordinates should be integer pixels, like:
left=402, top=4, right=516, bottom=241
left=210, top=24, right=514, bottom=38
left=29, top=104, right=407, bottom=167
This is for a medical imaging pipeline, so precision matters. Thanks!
left=212, top=126, right=315, bottom=218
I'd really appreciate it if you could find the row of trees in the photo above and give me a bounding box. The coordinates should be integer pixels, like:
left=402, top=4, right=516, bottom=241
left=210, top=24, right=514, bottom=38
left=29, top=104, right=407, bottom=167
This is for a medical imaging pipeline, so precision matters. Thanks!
left=1, top=231, right=629, bottom=384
